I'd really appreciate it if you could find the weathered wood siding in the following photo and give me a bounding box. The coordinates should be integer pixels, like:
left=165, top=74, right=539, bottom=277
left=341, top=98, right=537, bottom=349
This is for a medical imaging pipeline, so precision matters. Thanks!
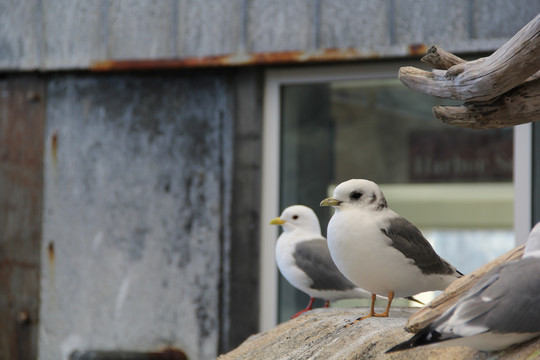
left=0, top=77, right=44, bottom=360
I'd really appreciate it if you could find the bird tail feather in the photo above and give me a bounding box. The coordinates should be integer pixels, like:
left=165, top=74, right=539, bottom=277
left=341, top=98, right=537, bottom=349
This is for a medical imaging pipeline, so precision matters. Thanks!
left=405, top=296, right=425, bottom=306
left=385, top=327, right=439, bottom=353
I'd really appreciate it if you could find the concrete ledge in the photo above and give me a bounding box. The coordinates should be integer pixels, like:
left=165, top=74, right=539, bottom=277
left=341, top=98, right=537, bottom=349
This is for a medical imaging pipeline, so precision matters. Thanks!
left=219, top=307, right=540, bottom=360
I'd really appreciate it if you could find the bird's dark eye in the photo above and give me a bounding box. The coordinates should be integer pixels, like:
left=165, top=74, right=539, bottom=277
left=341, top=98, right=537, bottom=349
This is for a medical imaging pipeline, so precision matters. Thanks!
left=350, top=191, right=362, bottom=200
left=292, top=215, right=299, bottom=220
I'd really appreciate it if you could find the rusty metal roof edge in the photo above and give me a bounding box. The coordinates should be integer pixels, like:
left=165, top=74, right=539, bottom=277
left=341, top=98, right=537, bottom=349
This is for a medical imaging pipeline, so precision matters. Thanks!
left=89, top=48, right=413, bottom=71
left=0, top=40, right=505, bottom=72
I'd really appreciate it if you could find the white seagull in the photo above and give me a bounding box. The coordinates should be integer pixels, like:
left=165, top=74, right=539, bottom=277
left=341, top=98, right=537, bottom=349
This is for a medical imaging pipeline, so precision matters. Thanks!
left=387, top=222, right=540, bottom=352
left=270, top=205, right=373, bottom=318
left=320, top=179, right=462, bottom=321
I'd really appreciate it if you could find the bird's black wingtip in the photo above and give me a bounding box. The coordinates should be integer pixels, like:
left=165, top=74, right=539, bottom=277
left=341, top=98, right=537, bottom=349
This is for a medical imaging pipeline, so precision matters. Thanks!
left=405, top=296, right=425, bottom=306
left=385, top=327, right=439, bottom=353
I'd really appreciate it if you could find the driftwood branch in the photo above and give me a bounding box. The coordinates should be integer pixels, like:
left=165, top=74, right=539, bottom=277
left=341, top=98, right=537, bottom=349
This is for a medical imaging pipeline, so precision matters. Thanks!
left=399, top=14, right=540, bottom=129
left=421, top=45, right=465, bottom=70
left=405, top=244, right=525, bottom=333
left=421, top=45, right=540, bottom=82
left=433, top=77, right=540, bottom=129
left=399, top=14, right=540, bottom=102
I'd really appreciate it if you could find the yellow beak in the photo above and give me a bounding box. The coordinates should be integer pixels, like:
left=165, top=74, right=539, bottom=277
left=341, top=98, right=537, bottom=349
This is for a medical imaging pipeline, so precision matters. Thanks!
left=270, top=217, right=285, bottom=225
left=320, top=197, right=342, bottom=207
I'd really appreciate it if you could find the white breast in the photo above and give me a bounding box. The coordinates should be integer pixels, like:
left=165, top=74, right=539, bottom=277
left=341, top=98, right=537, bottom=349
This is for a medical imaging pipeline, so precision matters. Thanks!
left=327, top=209, right=454, bottom=297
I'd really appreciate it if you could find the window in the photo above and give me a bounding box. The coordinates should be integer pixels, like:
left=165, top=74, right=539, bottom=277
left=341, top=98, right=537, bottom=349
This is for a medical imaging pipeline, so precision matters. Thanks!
left=260, top=63, right=532, bottom=330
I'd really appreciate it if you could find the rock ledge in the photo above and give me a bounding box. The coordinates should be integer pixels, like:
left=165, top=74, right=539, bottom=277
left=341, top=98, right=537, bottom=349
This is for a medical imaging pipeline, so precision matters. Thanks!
left=219, top=307, right=540, bottom=360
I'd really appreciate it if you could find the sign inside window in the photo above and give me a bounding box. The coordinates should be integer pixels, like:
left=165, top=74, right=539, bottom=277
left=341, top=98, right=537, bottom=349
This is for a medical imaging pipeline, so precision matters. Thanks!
left=409, top=129, right=513, bottom=182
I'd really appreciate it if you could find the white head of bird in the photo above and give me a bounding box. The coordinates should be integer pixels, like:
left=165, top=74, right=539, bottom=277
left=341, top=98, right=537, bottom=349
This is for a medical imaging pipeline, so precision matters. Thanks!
left=270, top=205, right=322, bottom=235
left=321, top=179, right=388, bottom=212
left=524, top=221, right=540, bottom=259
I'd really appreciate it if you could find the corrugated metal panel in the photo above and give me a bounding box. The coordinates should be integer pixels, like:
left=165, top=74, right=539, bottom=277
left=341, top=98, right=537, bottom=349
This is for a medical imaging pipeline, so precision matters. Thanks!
left=39, top=74, right=231, bottom=360
left=3, top=0, right=540, bottom=70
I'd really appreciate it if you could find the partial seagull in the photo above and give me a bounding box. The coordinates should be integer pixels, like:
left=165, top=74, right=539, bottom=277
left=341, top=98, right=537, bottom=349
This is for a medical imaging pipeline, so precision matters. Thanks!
left=320, top=179, right=462, bottom=322
left=270, top=205, right=373, bottom=318
left=387, top=222, right=540, bottom=352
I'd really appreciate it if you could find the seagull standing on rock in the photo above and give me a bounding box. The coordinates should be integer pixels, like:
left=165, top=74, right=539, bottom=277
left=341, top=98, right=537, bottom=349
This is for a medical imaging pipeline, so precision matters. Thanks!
left=387, top=222, right=540, bottom=352
left=320, top=179, right=462, bottom=322
left=270, top=205, right=373, bottom=318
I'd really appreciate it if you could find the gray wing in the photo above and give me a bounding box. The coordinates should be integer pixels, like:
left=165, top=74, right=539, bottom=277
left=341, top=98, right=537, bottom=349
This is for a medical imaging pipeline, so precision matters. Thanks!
left=434, top=258, right=540, bottom=336
left=381, top=217, right=460, bottom=276
left=293, top=239, right=357, bottom=291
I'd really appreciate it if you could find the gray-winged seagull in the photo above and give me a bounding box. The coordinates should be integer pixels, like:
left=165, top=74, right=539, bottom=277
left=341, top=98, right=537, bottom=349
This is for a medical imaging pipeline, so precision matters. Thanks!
left=387, top=221, right=540, bottom=352
left=320, top=179, right=462, bottom=322
left=270, top=205, right=373, bottom=318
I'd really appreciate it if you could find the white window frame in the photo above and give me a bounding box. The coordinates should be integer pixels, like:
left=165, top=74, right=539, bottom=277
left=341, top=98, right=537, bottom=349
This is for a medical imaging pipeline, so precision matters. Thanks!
left=259, top=63, right=532, bottom=332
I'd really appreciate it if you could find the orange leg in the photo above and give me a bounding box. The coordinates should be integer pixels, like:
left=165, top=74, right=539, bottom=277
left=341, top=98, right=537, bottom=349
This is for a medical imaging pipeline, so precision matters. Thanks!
left=291, top=297, right=315, bottom=319
left=324, top=300, right=330, bottom=308
left=346, top=291, right=394, bottom=327
left=369, top=290, right=394, bottom=318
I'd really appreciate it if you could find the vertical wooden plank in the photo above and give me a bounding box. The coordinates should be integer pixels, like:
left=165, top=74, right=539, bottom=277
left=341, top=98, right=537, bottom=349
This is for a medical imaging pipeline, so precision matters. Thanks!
left=0, top=77, right=44, bottom=360
left=219, top=69, right=263, bottom=353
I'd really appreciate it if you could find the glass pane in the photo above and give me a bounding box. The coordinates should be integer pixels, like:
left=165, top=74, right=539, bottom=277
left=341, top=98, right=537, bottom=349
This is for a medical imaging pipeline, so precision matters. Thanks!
left=278, top=77, right=514, bottom=321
